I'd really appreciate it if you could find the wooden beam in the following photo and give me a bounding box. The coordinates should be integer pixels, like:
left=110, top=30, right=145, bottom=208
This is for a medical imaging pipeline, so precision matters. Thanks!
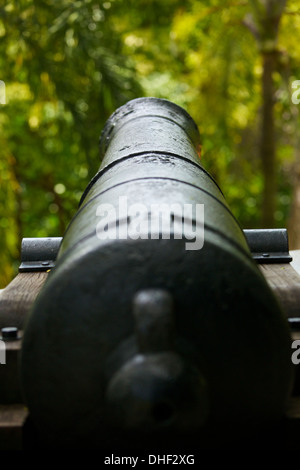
left=0, top=272, right=49, bottom=330
left=259, top=263, right=300, bottom=317
left=0, top=405, right=28, bottom=450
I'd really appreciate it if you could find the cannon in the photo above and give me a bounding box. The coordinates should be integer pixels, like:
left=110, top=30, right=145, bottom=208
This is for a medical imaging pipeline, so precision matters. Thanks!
left=18, top=98, right=293, bottom=449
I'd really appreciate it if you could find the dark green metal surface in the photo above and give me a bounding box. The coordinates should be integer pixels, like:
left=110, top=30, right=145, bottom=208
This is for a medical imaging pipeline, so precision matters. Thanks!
left=21, top=98, right=293, bottom=449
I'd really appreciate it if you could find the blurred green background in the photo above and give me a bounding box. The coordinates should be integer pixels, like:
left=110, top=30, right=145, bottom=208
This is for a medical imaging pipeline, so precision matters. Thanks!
left=1, top=0, right=300, bottom=287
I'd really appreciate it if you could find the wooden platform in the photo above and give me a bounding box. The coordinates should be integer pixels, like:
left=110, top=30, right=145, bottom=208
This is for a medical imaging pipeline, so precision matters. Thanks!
left=1, top=251, right=300, bottom=449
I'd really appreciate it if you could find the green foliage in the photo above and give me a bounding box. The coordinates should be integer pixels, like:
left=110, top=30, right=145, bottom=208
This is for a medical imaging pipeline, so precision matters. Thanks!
left=0, top=0, right=142, bottom=286
left=1, top=0, right=300, bottom=287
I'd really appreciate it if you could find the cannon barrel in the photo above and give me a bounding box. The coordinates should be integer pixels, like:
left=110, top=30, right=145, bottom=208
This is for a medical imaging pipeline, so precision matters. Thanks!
left=21, top=98, right=293, bottom=448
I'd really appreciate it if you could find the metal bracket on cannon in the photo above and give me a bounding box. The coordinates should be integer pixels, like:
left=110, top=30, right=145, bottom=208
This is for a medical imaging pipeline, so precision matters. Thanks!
left=243, top=228, right=292, bottom=264
left=19, top=237, right=62, bottom=272
left=18, top=229, right=292, bottom=272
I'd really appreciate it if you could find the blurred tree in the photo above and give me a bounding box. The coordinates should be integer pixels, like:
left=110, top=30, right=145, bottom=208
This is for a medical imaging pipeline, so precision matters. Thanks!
left=0, top=0, right=142, bottom=287
left=244, top=0, right=287, bottom=227
left=1, top=0, right=300, bottom=287
left=122, top=0, right=299, bottom=230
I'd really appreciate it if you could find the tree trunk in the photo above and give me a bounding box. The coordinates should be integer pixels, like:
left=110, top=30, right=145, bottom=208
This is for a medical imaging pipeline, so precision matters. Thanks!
left=288, top=163, right=300, bottom=249
left=244, top=0, right=287, bottom=227
left=261, top=51, right=277, bottom=228
left=11, top=156, right=23, bottom=260
left=288, top=124, right=300, bottom=249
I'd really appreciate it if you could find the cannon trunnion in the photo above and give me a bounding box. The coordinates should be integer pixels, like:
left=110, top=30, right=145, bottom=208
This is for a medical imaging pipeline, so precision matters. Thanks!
left=20, top=98, right=293, bottom=449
